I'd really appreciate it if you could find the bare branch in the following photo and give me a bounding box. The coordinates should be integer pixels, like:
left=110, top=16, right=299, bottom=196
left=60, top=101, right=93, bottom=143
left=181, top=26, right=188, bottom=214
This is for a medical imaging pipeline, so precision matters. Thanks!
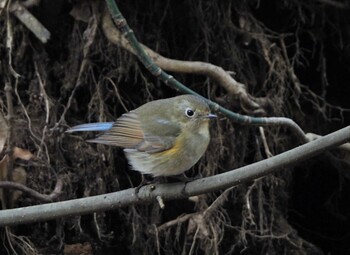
left=9, top=1, right=50, bottom=43
left=0, top=177, right=63, bottom=203
left=316, top=0, right=349, bottom=8
left=0, top=125, right=349, bottom=226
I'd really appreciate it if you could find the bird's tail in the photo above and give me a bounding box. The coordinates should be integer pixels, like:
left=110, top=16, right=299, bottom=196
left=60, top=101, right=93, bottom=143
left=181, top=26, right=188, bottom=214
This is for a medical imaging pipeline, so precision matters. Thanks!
left=66, top=122, right=114, bottom=133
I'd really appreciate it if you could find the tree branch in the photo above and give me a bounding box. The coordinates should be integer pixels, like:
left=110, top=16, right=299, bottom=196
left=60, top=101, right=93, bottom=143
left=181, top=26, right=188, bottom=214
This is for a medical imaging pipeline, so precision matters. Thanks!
left=7, top=1, right=50, bottom=43
left=0, top=178, right=63, bottom=203
left=0, top=125, right=349, bottom=226
left=103, top=0, right=308, bottom=143
left=102, top=10, right=266, bottom=115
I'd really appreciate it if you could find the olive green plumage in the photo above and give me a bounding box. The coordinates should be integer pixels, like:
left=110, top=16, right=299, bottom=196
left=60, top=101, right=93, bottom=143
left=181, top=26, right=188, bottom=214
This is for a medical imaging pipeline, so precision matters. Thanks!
left=69, top=95, right=216, bottom=176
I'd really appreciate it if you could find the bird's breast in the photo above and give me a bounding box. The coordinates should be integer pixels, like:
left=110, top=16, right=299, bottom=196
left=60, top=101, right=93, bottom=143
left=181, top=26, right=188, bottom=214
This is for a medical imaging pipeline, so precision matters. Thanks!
left=124, top=121, right=211, bottom=176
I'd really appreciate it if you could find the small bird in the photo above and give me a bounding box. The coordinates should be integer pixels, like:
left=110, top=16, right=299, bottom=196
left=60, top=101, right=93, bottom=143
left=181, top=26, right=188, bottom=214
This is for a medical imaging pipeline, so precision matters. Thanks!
left=66, top=95, right=216, bottom=177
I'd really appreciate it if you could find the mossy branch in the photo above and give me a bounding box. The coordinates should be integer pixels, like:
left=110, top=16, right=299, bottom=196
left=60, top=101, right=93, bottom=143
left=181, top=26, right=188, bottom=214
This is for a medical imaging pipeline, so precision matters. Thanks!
left=104, top=0, right=307, bottom=143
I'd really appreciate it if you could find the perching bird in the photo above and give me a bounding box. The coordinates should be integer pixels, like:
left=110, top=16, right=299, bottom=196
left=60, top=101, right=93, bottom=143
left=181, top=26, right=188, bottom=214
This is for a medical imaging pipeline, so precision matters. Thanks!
left=66, top=95, right=216, bottom=177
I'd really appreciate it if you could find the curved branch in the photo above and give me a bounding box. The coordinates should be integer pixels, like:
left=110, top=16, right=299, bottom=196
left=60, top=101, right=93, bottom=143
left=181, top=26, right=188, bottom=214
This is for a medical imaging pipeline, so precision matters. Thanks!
left=103, top=1, right=308, bottom=143
left=0, top=125, right=349, bottom=226
left=102, top=8, right=266, bottom=115
left=0, top=178, right=63, bottom=203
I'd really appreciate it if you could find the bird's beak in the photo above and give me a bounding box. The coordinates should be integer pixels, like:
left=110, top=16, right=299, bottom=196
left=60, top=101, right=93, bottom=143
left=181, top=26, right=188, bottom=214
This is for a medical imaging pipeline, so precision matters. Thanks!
left=206, top=113, right=217, bottom=118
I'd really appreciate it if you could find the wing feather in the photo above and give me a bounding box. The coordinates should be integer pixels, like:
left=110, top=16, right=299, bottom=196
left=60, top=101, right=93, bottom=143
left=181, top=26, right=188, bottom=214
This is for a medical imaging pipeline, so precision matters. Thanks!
left=87, top=112, right=178, bottom=153
left=88, top=112, right=144, bottom=147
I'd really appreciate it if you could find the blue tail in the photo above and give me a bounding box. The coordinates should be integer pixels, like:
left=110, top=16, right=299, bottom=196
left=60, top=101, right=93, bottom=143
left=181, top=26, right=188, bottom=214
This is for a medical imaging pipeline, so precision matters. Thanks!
left=66, top=122, right=114, bottom=133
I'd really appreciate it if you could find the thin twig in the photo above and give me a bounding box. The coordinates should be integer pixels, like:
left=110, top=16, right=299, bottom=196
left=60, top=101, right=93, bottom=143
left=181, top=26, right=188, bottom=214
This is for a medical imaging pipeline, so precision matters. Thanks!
left=158, top=213, right=197, bottom=231
left=0, top=177, right=63, bottom=202
left=4, top=81, right=15, bottom=208
left=55, top=5, right=99, bottom=127
left=316, top=0, right=349, bottom=8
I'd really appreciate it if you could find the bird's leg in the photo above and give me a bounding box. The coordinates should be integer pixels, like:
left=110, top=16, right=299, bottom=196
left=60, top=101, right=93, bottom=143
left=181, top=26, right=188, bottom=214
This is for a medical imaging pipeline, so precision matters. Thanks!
left=135, top=174, right=151, bottom=194
left=172, top=172, right=202, bottom=182
left=135, top=175, right=167, bottom=194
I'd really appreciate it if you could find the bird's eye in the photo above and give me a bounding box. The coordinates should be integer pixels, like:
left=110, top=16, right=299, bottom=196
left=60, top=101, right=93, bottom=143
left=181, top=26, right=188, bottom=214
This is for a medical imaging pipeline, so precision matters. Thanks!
left=185, top=108, right=195, bottom=117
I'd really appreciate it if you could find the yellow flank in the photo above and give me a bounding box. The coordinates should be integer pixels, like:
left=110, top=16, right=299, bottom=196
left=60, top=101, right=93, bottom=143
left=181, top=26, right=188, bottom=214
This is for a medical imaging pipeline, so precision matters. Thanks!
left=156, top=135, right=184, bottom=157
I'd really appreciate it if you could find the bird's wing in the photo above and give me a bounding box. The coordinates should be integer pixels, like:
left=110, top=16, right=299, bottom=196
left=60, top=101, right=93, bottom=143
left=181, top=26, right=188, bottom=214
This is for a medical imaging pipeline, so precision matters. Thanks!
left=88, top=112, right=143, bottom=148
left=88, top=112, right=180, bottom=153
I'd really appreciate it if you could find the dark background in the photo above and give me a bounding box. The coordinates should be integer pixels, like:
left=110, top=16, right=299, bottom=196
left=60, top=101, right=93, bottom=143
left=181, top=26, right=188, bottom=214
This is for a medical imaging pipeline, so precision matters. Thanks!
left=1, top=0, right=350, bottom=254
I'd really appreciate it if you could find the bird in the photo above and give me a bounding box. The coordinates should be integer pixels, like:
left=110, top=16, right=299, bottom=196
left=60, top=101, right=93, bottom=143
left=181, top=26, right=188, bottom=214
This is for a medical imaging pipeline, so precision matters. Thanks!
left=66, top=95, right=216, bottom=177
